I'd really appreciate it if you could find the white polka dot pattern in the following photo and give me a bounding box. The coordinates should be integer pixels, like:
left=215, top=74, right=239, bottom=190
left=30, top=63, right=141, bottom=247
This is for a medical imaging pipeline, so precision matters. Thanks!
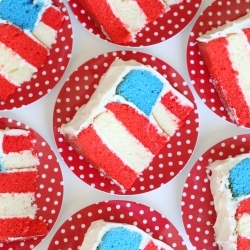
left=48, top=200, right=187, bottom=249
left=186, top=0, right=250, bottom=127
left=0, top=0, right=73, bottom=111
left=53, top=50, right=199, bottom=195
left=181, top=134, right=250, bottom=249
left=0, top=117, right=64, bottom=250
left=67, top=0, right=201, bottom=46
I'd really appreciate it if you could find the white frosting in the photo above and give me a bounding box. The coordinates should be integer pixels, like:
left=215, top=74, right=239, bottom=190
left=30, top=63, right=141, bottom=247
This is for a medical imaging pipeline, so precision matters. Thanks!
left=208, top=153, right=250, bottom=250
left=59, top=58, right=193, bottom=137
left=80, top=219, right=173, bottom=250
left=197, top=12, right=250, bottom=43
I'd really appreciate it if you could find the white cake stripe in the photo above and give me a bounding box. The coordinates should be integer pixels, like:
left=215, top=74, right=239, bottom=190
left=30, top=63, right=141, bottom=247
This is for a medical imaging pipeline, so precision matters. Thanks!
left=0, top=193, right=37, bottom=219
left=106, top=0, right=147, bottom=36
left=2, top=150, right=39, bottom=170
left=238, top=214, right=250, bottom=238
left=227, top=33, right=250, bottom=107
left=93, top=111, right=153, bottom=173
left=32, top=22, right=57, bottom=49
left=0, top=42, right=37, bottom=86
left=152, top=102, right=179, bottom=137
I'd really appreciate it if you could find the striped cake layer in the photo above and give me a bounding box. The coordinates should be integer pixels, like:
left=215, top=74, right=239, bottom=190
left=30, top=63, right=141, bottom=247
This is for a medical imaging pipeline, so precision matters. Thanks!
left=0, top=129, right=39, bottom=171
left=0, top=23, right=47, bottom=101
left=0, top=217, right=48, bottom=242
left=32, top=6, right=65, bottom=48
left=78, top=0, right=179, bottom=44
left=0, top=129, right=48, bottom=242
left=80, top=220, right=173, bottom=250
left=60, top=58, right=193, bottom=191
left=0, top=0, right=64, bottom=101
left=197, top=13, right=250, bottom=126
left=209, top=153, right=250, bottom=249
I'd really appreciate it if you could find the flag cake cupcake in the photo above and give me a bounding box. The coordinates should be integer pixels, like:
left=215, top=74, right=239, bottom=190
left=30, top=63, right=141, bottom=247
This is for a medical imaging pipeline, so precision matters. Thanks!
left=60, top=58, right=194, bottom=192
left=0, top=129, right=48, bottom=242
left=0, top=0, right=64, bottom=102
left=209, top=153, right=250, bottom=249
left=77, top=0, right=182, bottom=44
left=197, top=12, right=250, bottom=126
left=80, top=219, right=173, bottom=250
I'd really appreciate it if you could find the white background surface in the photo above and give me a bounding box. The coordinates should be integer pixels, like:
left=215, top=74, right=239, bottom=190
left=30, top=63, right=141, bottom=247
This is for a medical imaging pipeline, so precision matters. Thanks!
left=1, top=0, right=249, bottom=249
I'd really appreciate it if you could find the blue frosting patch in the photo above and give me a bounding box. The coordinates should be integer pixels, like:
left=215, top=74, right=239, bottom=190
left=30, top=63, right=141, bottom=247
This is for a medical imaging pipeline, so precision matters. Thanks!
left=116, top=70, right=163, bottom=116
left=98, top=227, right=142, bottom=250
left=0, top=0, right=44, bottom=31
left=229, top=157, right=250, bottom=197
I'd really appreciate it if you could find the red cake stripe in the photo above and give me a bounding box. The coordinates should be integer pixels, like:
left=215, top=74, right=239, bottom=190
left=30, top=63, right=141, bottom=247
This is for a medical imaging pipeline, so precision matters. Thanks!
left=0, top=217, right=48, bottom=242
left=144, top=240, right=163, bottom=250
left=78, top=0, right=131, bottom=44
left=41, top=7, right=64, bottom=31
left=0, top=170, right=38, bottom=193
left=106, top=102, right=168, bottom=155
left=160, top=91, right=193, bottom=123
left=0, top=74, right=17, bottom=101
left=237, top=235, right=250, bottom=250
left=3, top=131, right=35, bottom=154
left=0, top=23, right=48, bottom=68
left=236, top=198, right=250, bottom=218
left=136, top=0, right=166, bottom=22
left=243, top=28, right=250, bottom=43
left=198, top=38, right=250, bottom=126
left=64, top=125, right=138, bottom=190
